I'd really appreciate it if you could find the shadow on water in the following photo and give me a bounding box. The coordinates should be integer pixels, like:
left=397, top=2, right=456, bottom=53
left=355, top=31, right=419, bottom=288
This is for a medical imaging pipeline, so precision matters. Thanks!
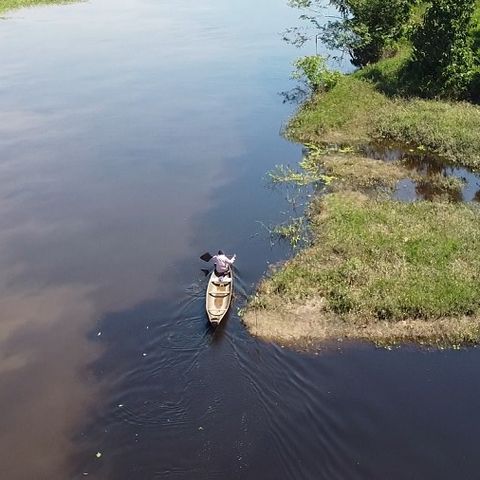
left=71, top=256, right=267, bottom=478
left=75, top=278, right=480, bottom=480
left=278, top=86, right=309, bottom=105
left=360, top=142, right=480, bottom=202
left=67, top=94, right=480, bottom=480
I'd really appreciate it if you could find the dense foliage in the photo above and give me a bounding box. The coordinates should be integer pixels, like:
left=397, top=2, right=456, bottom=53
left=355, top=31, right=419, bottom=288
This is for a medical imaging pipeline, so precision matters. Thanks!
left=327, top=0, right=415, bottom=67
left=409, top=0, right=477, bottom=98
left=288, top=0, right=480, bottom=99
left=288, top=0, right=416, bottom=67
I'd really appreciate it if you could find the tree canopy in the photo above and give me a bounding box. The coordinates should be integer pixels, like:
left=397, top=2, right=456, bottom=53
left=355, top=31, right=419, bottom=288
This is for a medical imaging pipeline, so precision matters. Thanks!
left=287, top=0, right=480, bottom=99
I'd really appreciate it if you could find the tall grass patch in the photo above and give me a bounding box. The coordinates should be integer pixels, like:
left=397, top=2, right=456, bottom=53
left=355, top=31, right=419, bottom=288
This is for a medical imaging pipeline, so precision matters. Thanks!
left=372, top=99, right=480, bottom=169
left=256, top=192, right=480, bottom=324
left=355, top=45, right=412, bottom=96
left=288, top=73, right=480, bottom=170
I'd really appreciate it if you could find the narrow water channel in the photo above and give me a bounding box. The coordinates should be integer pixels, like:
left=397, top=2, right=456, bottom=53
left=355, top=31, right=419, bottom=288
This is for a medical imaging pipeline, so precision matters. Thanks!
left=1, top=1, right=480, bottom=479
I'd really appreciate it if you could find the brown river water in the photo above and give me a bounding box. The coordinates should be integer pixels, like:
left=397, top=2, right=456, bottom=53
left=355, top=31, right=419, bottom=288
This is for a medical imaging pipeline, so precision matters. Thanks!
left=1, top=1, right=480, bottom=479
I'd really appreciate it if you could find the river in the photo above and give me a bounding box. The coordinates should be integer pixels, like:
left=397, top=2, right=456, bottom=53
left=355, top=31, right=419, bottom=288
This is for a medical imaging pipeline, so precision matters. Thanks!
left=1, top=0, right=480, bottom=479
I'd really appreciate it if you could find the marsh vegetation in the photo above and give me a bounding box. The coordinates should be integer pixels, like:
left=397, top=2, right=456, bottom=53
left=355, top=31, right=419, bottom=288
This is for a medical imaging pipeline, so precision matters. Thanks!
left=244, top=0, right=480, bottom=347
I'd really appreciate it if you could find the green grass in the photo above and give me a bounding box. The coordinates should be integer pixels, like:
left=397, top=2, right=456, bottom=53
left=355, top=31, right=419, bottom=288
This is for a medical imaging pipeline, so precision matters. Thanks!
left=286, top=76, right=389, bottom=144
left=373, top=99, right=480, bottom=169
left=354, top=45, right=412, bottom=96
left=313, top=153, right=418, bottom=191
left=287, top=73, right=480, bottom=170
left=245, top=192, right=480, bottom=345
left=245, top=1, right=480, bottom=348
left=267, top=194, right=478, bottom=315
left=0, top=0, right=74, bottom=14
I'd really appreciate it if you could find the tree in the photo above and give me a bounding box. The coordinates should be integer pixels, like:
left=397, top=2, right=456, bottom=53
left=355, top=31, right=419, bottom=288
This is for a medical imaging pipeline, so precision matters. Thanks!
left=287, top=0, right=416, bottom=67
left=409, top=0, right=476, bottom=98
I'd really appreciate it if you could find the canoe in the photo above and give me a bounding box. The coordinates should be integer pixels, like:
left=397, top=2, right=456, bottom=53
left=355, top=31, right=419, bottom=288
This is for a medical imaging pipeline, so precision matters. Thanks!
left=206, top=268, right=233, bottom=325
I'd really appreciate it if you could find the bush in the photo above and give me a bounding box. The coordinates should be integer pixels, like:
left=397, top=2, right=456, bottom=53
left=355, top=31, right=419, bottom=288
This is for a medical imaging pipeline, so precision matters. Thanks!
left=291, top=55, right=342, bottom=92
left=408, top=0, right=477, bottom=99
left=287, top=0, right=415, bottom=68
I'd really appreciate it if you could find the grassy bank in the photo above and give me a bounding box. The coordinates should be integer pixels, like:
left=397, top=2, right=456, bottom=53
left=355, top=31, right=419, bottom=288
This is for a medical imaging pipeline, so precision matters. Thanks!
left=246, top=76, right=480, bottom=346
left=286, top=76, right=388, bottom=145
left=245, top=28, right=480, bottom=347
left=0, top=0, right=73, bottom=14
left=244, top=191, right=480, bottom=347
left=287, top=75, right=480, bottom=170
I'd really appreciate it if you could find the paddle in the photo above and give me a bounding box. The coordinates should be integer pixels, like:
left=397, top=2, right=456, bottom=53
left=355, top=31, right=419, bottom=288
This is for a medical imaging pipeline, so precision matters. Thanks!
left=200, top=252, right=213, bottom=262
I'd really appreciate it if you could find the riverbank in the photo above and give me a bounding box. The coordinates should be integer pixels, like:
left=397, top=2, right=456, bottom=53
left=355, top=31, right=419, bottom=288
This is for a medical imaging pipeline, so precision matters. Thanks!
left=244, top=185, right=480, bottom=347
left=287, top=75, right=480, bottom=169
left=243, top=51, right=480, bottom=348
left=0, top=0, right=72, bottom=15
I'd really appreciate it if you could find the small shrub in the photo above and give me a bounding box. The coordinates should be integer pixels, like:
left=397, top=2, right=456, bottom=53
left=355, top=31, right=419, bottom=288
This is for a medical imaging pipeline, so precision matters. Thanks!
left=273, top=218, right=308, bottom=249
left=292, top=56, right=342, bottom=93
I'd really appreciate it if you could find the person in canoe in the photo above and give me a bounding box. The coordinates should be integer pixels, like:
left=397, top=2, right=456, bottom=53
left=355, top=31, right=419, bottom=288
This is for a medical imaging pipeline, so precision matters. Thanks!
left=212, top=250, right=236, bottom=282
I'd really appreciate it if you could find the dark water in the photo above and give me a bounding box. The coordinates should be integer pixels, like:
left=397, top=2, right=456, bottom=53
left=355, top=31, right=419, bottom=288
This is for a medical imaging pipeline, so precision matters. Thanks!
left=1, top=1, right=480, bottom=479
left=362, top=143, right=480, bottom=202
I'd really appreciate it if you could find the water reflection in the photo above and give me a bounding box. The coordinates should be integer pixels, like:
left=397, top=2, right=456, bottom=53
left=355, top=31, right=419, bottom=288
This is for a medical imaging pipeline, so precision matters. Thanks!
left=279, top=86, right=309, bottom=105
left=3, top=1, right=480, bottom=479
left=0, top=0, right=302, bottom=477
left=362, top=142, right=480, bottom=202
left=0, top=285, right=100, bottom=478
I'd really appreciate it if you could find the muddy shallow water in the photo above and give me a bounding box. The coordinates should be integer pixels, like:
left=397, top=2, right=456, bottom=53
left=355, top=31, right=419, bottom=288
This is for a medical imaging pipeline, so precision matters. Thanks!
left=362, top=143, right=480, bottom=202
left=1, top=1, right=480, bottom=479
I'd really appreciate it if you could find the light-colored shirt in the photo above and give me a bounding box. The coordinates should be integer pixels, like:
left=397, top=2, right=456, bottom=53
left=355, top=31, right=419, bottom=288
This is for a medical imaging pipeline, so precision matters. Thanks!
left=212, top=254, right=235, bottom=273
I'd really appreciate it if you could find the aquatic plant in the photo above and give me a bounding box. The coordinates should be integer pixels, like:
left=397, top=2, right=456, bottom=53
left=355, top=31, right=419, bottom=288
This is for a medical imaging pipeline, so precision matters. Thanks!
left=272, top=217, right=308, bottom=249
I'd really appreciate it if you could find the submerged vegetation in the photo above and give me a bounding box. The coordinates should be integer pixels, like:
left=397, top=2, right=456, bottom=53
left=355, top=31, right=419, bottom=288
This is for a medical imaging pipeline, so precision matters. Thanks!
left=244, top=0, right=480, bottom=347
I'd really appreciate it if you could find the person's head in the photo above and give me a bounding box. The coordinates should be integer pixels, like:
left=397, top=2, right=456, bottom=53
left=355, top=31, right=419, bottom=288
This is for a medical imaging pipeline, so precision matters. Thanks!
left=218, top=249, right=224, bottom=255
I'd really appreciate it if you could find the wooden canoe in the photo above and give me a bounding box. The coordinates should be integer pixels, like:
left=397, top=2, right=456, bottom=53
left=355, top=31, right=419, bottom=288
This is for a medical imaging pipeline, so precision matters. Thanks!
left=206, top=268, right=233, bottom=325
